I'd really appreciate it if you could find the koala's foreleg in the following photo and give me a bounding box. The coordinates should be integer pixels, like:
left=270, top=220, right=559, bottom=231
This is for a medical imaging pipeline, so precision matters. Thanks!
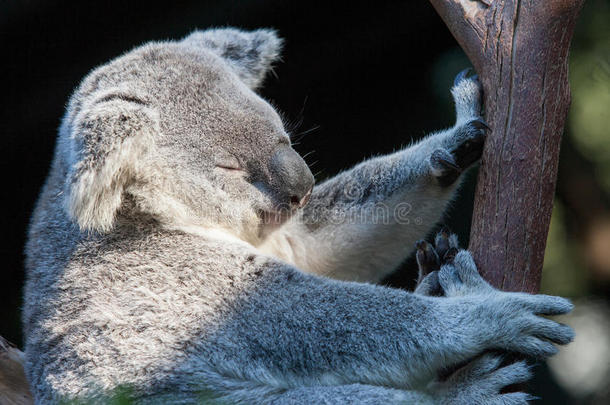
left=200, top=259, right=572, bottom=403
left=261, top=70, right=487, bottom=282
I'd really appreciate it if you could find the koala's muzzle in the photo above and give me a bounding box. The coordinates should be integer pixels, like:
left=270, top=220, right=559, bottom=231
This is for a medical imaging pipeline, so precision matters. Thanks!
left=269, top=146, right=315, bottom=208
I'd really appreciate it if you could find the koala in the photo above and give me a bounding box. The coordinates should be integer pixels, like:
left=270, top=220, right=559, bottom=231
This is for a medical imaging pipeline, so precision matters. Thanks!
left=23, top=27, right=574, bottom=404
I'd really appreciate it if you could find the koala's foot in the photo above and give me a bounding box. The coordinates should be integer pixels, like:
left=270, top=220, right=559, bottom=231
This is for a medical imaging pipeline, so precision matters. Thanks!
left=430, top=69, right=489, bottom=187
left=414, top=228, right=459, bottom=295
left=429, top=354, right=533, bottom=405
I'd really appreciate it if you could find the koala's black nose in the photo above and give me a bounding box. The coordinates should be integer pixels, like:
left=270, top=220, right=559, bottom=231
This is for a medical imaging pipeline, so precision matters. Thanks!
left=269, top=146, right=315, bottom=208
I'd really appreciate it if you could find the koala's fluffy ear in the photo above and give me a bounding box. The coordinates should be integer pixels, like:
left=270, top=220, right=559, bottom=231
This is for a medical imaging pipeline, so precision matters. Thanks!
left=184, top=28, right=283, bottom=89
left=64, top=92, right=159, bottom=233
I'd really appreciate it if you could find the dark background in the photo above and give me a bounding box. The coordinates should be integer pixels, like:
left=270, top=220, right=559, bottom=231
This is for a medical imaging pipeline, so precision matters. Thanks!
left=1, top=1, right=609, bottom=403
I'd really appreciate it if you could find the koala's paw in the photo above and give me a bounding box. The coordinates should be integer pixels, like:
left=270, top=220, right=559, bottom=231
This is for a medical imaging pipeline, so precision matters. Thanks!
left=430, top=118, right=488, bottom=187
left=430, top=69, right=489, bottom=187
left=439, top=250, right=575, bottom=359
left=429, top=354, right=534, bottom=405
left=415, top=230, right=493, bottom=297
left=414, top=228, right=459, bottom=296
left=485, top=292, right=574, bottom=359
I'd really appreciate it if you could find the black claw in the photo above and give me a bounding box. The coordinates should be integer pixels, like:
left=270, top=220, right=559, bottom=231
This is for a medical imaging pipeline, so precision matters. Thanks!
left=454, top=68, right=473, bottom=86
left=416, top=240, right=441, bottom=282
left=439, top=226, right=450, bottom=237
left=435, top=228, right=451, bottom=259
left=415, top=240, right=428, bottom=251
left=450, top=119, right=488, bottom=170
left=439, top=157, right=461, bottom=172
left=414, top=230, right=464, bottom=293
left=471, top=118, right=491, bottom=131
left=417, top=241, right=440, bottom=265
left=444, top=247, right=459, bottom=264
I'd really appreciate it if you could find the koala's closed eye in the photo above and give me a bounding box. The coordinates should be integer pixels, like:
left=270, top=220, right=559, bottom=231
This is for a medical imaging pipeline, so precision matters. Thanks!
left=215, top=154, right=243, bottom=171
left=216, top=163, right=243, bottom=171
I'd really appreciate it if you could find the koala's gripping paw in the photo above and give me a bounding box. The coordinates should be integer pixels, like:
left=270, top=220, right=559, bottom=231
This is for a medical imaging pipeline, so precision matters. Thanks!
left=415, top=231, right=574, bottom=359
left=430, top=118, right=488, bottom=187
left=429, top=354, right=534, bottom=405
left=430, top=69, right=489, bottom=187
left=414, top=228, right=459, bottom=296
left=438, top=250, right=575, bottom=359
left=415, top=229, right=492, bottom=297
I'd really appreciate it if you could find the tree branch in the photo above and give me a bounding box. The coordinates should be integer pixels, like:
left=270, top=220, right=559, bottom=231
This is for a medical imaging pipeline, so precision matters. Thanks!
left=429, top=0, right=585, bottom=292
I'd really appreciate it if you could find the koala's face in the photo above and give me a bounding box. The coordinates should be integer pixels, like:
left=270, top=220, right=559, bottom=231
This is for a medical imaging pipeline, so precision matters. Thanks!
left=62, top=29, right=314, bottom=242
left=151, top=44, right=315, bottom=238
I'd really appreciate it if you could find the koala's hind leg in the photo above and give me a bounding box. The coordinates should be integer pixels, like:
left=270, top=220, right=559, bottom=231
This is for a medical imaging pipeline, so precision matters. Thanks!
left=258, top=356, right=533, bottom=405
left=261, top=384, right=430, bottom=405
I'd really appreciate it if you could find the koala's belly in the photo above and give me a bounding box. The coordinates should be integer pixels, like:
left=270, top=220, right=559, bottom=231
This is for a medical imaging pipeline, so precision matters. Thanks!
left=27, top=231, right=269, bottom=399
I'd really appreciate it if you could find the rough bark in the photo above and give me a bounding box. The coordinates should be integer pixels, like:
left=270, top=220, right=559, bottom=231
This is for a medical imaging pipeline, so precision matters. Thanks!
left=0, top=336, right=32, bottom=405
left=429, top=0, right=585, bottom=292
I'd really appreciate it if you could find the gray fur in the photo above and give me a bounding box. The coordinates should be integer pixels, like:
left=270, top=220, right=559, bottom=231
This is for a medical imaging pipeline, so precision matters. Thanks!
left=24, top=28, right=573, bottom=404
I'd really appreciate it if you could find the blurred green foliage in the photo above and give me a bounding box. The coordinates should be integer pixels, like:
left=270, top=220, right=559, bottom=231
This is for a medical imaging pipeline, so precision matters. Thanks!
left=541, top=0, right=610, bottom=299
left=541, top=202, right=588, bottom=297
left=569, top=0, right=610, bottom=191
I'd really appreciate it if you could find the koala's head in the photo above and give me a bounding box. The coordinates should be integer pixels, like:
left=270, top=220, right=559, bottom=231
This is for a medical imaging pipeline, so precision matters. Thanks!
left=59, top=28, right=314, bottom=243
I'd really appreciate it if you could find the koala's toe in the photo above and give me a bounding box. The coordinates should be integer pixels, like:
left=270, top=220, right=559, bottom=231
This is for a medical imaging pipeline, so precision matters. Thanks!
left=434, top=228, right=460, bottom=263
left=434, top=228, right=451, bottom=258
left=526, top=294, right=574, bottom=316
left=451, top=69, right=483, bottom=116
left=415, top=230, right=466, bottom=294
left=453, top=68, right=473, bottom=87
left=518, top=336, right=559, bottom=359
left=416, top=240, right=441, bottom=278
left=488, top=360, right=532, bottom=390
left=432, top=118, right=488, bottom=187
left=443, top=247, right=459, bottom=264
left=541, top=320, right=575, bottom=345
left=451, top=119, right=488, bottom=169
left=499, top=392, right=536, bottom=405
left=414, top=271, right=442, bottom=296
left=465, top=353, right=504, bottom=378
left=453, top=250, right=488, bottom=289
left=438, top=263, right=462, bottom=294
left=430, top=149, right=461, bottom=187
left=470, top=117, right=490, bottom=131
